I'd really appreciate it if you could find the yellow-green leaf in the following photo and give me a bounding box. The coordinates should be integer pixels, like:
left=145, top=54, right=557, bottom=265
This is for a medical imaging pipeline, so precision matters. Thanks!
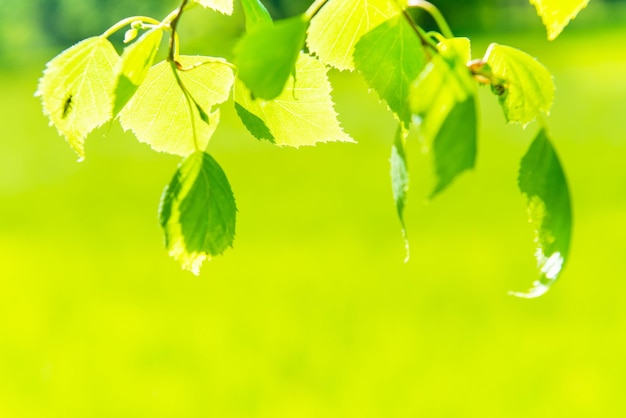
left=306, top=0, right=399, bottom=71
left=159, top=151, right=237, bottom=275
left=113, top=28, right=163, bottom=116
left=119, top=56, right=234, bottom=156
left=484, top=43, right=554, bottom=125
left=193, top=0, right=233, bottom=15
left=36, top=36, right=119, bottom=159
left=529, top=0, right=590, bottom=40
left=235, top=53, right=354, bottom=147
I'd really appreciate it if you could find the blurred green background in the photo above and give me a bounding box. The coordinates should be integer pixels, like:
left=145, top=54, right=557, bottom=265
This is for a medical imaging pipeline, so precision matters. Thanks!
left=2, top=0, right=626, bottom=417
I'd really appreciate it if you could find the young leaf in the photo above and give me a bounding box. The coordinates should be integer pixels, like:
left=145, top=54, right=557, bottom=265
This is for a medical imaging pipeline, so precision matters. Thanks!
left=193, top=0, right=233, bottom=15
left=234, top=103, right=275, bottom=143
left=410, top=38, right=477, bottom=196
left=390, top=126, right=410, bottom=261
left=354, top=15, right=427, bottom=129
left=36, top=36, right=119, bottom=159
left=511, top=130, right=572, bottom=298
left=119, top=56, right=235, bottom=156
left=484, top=43, right=554, bottom=125
left=240, top=0, right=273, bottom=32
left=307, top=0, right=399, bottom=71
left=234, top=53, right=354, bottom=147
left=529, top=0, right=590, bottom=40
left=159, top=151, right=237, bottom=275
left=235, top=14, right=308, bottom=100
left=113, top=28, right=163, bottom=116
left=430, top=97, right=477, bottom=198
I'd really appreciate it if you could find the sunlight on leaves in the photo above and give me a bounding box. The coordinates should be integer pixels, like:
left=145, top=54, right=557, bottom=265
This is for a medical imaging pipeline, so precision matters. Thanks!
left=240, top=0, right=273, bottom=32
left=511, top=129, right=572, bottom=298
left=119, top=56, right=234, bottom=156
left=529, top=0, right=590, bottom=40
left=235, top=53, right=354, bottom=147
left=193, top=0, right=233, bottom=15
left=36, top=36, right=119, bottom=159
left=113, top=28, right=163, bottom=116
left=235, top=15, right=308, bottom=100
left=354, top=15, right=427, bottom=129
left=159, top=151, right=237, bottom=275
left=390, top=126, right=410, bottom=261
left=484, top=43, right=554, bottom=125
left=307, top=0, right=399, bottom=71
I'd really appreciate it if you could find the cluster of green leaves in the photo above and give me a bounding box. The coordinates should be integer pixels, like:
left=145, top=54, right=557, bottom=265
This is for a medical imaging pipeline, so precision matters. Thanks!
left=37, top=0, right=588, bottom=297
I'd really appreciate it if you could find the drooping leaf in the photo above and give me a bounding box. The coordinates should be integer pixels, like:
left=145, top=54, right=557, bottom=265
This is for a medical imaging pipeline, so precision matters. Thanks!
left=430, top=97, right=477, bottom=197
left=234, top=102, right=275, bottom=143
left=484, top=43, right=554, bottom=125
left=511, top=129, right=572, bottom=298
left=36, top=36, right=119, bottom=159
left=235, top=14, right=308, bottom=100
left=529, top=0, right=590, bottom=40
left=119, top=56, right=234, bottom=156
left=409, top=38, right=477, bottom=196
left=354, top=14, right=427, bottom=128
left=240, top=0, right=273, bottom=32
left=390, top=126, right=410, bottom=261
left=159, top=151, right=237, bottom=275
left=235, top=53, right=354, bottom=147
left=193, top=0, right=233, bottom=15
left=113, top=28, right=163, bottom=116
left=307, top=0, right=399, bottom=71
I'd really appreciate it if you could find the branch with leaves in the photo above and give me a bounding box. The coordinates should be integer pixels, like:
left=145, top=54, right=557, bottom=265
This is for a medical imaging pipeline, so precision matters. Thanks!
left=37, top=0, right=589, bottom=297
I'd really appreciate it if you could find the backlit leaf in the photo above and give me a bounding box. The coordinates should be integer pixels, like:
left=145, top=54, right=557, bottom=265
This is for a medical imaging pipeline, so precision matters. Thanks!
left=484, top=43, right=554, bottom=125
left=235, top=15, right=308, bottom=100
left=390, top=126, right=410, bottom=261
left=113, top=28, right=163, bottom=116
left=410, top=38, right=477, bottom=196
left=354, top=15, right=427, bottom=128
left=159, top=151, right=237, bottom=275
left=529, top=0, right=590, bottom=40
left=307, top=0, right=399, bottom=71
left=511, top=130, right=572, bottom=298
left=193, top=0, right=233, bottom=15
left=36, top=36, right=119, bottom=159
left=119, top=56, right=234, bottom=156
left=240, top=0, right=273, bottom=32
left=235, top=53, right=354, bottom=147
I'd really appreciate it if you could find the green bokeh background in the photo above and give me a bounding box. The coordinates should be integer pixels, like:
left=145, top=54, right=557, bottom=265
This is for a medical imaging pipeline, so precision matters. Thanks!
left=2, top=1, right=626, bottom=417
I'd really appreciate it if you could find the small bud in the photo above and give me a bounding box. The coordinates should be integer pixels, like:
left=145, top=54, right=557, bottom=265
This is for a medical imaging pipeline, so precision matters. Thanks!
left=123, top=28, right=138, bottom=44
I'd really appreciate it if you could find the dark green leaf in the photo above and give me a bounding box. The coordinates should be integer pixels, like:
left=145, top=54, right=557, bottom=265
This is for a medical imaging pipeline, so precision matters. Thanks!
left=234, top=14, right=308, bottom=100
left=159, top=151, right=237, bottom=274
left=511, top=129, right=572, bottom=298
left=390, top=126, right=410, bottom=261
left=431, top=97, right=477, bottom=198
left=240, top=0, right=273, bottom=32
left=354, top=15, right=427, bottom=128
left=235, top=102, right=275, bottom=143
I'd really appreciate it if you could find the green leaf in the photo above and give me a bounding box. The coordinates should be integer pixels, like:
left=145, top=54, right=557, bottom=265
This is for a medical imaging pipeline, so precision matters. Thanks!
left=234, top=53, right=354, bottom=147
left=193, top=0, right=233, bottom=15
left=511, top=130, right=572, bottom=298
left=484, top=43, right=554, bottom=125
left=159, top=151, right=237, bottom=275
left=113, top=28, right=163, bottom=116
left=234, top=102, right=275, bottom=143
left=307, top=0, right=399, bottom=71
left=390, top=126, right=410, bottom=261
left=240, top=0, right=273, bottom=32
left=409, top=38, right=477, bottom=196
left=430, top=97, right=477, bottom=197
left=529, top=0, right=590, bottom=40
left=235, top=14, right=308, bottom=100
left=119, top=56, right=235, bottom=156
left=354, top=15, right=427, bottom=128
left=36, top=36, right=119, bottom=159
